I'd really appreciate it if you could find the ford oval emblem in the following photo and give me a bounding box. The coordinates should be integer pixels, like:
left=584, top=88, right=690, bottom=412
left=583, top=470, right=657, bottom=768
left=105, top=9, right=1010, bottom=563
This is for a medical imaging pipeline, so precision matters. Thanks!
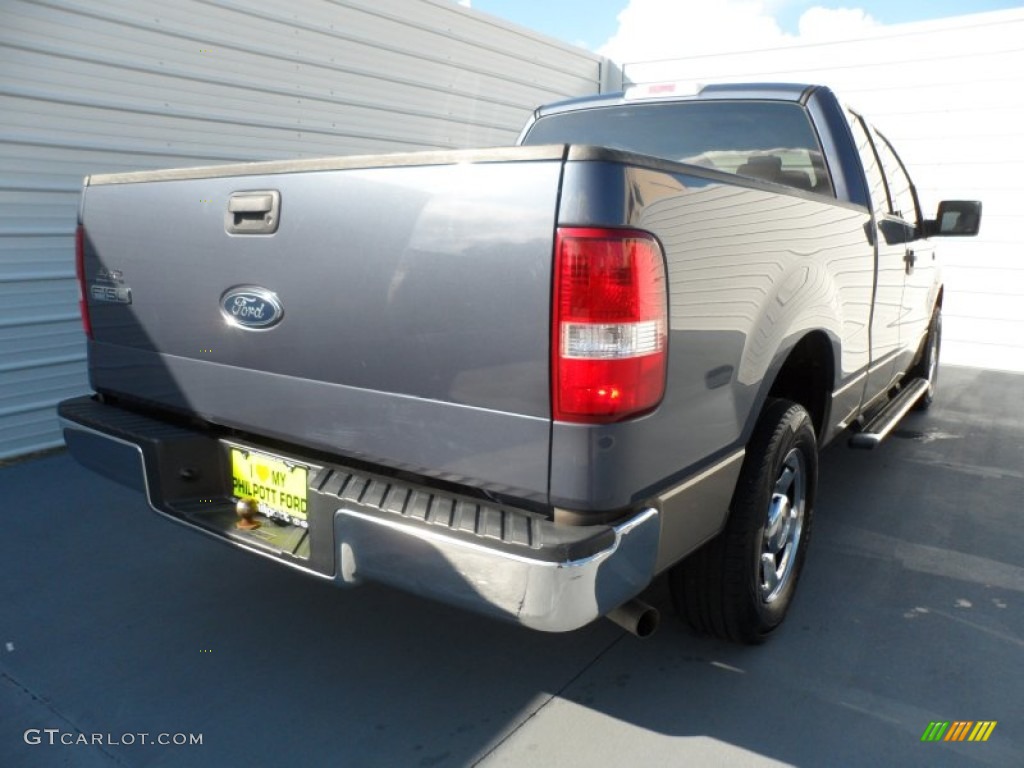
left=219, top=286, right=284, bottom=330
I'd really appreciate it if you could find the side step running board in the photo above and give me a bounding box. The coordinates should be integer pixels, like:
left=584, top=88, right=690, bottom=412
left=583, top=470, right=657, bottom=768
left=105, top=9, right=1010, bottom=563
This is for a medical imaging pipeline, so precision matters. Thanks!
left=848, top=378, right=930, bottom=449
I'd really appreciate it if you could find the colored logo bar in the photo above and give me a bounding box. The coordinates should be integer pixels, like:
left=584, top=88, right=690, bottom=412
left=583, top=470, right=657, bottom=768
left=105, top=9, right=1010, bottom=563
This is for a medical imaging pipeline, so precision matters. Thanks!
left=921, top=721, right=997, bottom=742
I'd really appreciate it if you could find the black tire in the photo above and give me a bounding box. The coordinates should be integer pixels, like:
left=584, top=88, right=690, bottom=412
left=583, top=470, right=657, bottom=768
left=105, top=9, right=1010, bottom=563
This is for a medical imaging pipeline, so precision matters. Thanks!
left=669, top=399, right=817, bottom=644
left=911, top=308, right=941, bottom=411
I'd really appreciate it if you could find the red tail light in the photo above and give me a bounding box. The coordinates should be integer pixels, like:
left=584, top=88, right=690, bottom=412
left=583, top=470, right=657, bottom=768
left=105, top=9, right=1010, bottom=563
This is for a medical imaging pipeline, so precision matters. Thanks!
left=553, top=227, right=668, bottom=423
left=75, top=225, right=93, bottom=339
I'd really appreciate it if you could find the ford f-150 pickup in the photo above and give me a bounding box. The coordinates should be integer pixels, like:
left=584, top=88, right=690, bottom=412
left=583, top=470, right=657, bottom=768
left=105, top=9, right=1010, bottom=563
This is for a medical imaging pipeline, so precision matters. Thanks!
left=59, top=82, right=981, bottom=643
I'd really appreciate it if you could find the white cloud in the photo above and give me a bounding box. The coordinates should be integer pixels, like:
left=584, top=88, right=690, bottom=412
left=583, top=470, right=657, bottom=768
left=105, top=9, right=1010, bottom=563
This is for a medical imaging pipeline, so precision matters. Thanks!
left=599, top=0, right=879, bottom=64
left=798, top=6, right=878, bottom=39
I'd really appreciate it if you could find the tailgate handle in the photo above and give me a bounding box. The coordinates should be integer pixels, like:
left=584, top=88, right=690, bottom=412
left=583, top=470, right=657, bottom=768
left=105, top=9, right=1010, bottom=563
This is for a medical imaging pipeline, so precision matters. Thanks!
left=225, top=190, right=280, bottom=235
left=228, top=193, right=273, bottom=213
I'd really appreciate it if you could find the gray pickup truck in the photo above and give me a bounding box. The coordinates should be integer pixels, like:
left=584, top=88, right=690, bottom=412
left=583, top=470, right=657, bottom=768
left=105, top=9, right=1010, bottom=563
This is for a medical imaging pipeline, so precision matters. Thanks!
left=59, top=83, right=980, bottom=643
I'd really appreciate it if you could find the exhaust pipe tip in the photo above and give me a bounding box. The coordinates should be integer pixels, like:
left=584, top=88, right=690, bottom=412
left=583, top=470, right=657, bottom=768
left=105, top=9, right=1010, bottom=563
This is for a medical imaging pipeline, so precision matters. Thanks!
left=606, top=599, right=660, bottom=638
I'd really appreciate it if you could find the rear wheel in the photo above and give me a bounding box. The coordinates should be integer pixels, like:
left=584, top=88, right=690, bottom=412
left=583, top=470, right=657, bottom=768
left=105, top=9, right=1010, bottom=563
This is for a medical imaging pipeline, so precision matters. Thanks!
left=911, top=308, right=941, bottom=411
left=670, top=399, right=817, bottom=644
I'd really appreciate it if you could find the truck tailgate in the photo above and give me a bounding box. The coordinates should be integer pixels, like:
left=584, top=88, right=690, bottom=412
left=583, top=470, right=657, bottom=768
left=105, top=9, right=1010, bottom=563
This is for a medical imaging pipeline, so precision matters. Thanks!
left=79, top=146, right=565, bottom=503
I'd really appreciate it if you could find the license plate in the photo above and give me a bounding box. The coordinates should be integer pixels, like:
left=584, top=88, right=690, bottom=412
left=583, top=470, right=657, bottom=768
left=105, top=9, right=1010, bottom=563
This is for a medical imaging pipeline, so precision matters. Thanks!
left=230, top=447, right=308, bottom=527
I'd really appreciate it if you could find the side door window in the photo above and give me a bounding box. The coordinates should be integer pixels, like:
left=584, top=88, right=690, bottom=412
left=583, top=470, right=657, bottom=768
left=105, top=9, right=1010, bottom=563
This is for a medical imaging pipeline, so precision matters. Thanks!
left=870, top=128, right=920, bottom=229
left=845, top=112, right=889, bottom=219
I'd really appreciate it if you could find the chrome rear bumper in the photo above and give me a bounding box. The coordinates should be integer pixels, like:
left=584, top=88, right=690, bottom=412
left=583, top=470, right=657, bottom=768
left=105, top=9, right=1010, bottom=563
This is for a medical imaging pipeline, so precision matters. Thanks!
left=58, top=396, right=660, bottom=632
left=332, top=505, right=659, bottom=632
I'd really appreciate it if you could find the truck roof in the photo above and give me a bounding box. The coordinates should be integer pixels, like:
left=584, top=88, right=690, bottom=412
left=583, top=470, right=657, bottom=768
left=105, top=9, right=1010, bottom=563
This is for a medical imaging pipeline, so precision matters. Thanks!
left=535, top=82, right=821, bottom=117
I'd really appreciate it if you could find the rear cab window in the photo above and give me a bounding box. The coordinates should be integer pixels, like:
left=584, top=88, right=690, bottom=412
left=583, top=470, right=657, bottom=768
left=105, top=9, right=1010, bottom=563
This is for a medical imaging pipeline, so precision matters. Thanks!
left=521, top=100, right=835, bottom=196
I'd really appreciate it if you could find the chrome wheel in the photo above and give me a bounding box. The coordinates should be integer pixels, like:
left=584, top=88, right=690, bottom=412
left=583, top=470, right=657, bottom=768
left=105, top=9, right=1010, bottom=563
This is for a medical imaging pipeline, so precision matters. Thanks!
left=914, top=310, right=941, bottom=411
left=760, top=447, right=806, bottom=603
left=670, top=399, right=817, bottom=644
left=925, top=319, right=939, bottom=392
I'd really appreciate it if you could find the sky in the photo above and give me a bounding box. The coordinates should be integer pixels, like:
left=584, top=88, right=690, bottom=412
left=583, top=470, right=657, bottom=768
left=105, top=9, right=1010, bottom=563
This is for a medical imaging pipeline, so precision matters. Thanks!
left=461, top=0, right=1024, bottom=61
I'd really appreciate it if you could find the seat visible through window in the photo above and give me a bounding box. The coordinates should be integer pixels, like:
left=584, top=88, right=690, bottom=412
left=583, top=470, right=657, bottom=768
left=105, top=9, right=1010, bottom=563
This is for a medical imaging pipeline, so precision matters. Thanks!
left=736, top=155, right=782, bottom=183
left=738, top=155, right=815, bottom=192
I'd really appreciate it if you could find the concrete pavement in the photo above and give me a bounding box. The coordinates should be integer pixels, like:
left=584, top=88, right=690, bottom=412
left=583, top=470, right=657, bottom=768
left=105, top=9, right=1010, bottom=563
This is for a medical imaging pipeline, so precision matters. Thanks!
left=2, top=365, right=1021, bottom=766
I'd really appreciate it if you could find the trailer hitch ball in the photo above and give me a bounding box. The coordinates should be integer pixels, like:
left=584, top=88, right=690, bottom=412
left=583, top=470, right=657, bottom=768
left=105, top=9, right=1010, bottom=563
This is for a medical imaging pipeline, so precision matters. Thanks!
left=235, top=497, right=262, bottom=530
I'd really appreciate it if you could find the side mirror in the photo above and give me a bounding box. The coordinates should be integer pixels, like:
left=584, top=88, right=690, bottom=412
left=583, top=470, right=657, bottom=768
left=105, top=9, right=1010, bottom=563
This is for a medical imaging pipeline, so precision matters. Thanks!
left=926, top=200, right=982, bottom=237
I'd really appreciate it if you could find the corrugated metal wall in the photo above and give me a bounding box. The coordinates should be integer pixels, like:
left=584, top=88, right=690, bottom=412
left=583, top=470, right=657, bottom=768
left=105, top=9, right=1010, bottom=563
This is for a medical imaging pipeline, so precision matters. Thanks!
left=0, top=0, right=605, bottom=459
left=623, top=8, right=1024, bottom=374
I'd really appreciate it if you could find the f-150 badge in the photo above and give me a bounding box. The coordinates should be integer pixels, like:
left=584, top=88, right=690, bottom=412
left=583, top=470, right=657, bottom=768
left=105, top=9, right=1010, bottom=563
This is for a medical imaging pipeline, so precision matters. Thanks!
left=220, top=286, right=284, bottom=330
left=89, top=267, right=132, bottom=304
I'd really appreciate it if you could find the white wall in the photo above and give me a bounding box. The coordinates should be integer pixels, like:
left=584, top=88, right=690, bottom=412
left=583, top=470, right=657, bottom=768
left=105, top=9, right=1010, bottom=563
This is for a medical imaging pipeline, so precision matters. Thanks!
left=623, top=8, right=1024, bottom=373
left=0, top=0, right=606, bottom=460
